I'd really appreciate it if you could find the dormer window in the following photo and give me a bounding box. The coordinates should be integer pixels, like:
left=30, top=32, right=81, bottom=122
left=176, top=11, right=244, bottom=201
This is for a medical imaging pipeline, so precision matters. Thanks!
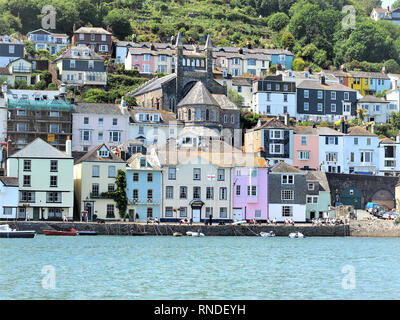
left=98, top=150, right=109, bottom=158
left=140, top=157, right=147, bottom=168
left=84, top=50, right=90, bottom=56
left=153, top=114, right=160, bottom=122
left=73, top=50, right=79, bottom=56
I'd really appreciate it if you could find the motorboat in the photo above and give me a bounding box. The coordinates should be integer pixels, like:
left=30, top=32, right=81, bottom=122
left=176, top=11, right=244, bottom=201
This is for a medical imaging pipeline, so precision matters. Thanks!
left=260, top=231, right=275, bottom=237
left=77, top=230, right=98, bottom=236
left=0, top=224, right=36, bottom=238
left=43, top=228, right=77, bottom=236
left=289, top=232, right=305, bottom=238
left=186, top=231, right=205, bottom=237
left=173, top=232, right=183, bottom=237
left=232, top=220, right=247, bottom=225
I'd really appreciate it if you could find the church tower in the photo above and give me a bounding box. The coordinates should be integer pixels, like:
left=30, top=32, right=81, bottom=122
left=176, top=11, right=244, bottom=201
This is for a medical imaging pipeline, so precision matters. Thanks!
left=175, top=32, right=184, bottom=108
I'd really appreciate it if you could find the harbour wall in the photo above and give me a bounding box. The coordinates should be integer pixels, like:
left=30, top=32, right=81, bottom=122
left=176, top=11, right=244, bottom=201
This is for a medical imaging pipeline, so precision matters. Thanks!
left=350, top=220, right=400, bottom=237
left=2, top=221, right=350, bottom=236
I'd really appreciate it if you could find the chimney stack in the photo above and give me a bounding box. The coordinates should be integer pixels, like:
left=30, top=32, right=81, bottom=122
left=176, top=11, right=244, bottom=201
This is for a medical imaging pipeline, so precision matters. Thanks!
left=371, top=122, right=376, bottom=134
left=120, top=96, right=127, bottom=108
left=73, top=24, right=76, bottom=33
left=66, top=136, right=72, bottom=156
left=396, top=135, right=400, bottom=143
left=284, top=112, right=289, bottom=126
left=320, top=72, right=326, bottom=85
left=339, top=116, right=347, bottom=134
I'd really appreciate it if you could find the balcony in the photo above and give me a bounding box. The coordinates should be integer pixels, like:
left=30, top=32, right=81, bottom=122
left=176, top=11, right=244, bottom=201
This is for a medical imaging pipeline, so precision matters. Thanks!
left=128, top=198, right=160, bottom=205
left=12, top=66, right=32, bottom=73
left=90, top=192, right=114, bottom=199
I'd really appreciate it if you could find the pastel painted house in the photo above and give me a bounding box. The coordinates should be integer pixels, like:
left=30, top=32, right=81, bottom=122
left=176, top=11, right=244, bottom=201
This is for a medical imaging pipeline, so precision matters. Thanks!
left=268, top=161, right=307, bottom=222
left=72, top=102, right=130, bottom=152
left=305, top=171, right=333, bottom=221
left=232, top=163, right=269, bottom=222
left=293, top=126, right=320, bottom=170
left=7, top=138, right=74, bottom=220
left=0, top=177, right=19, bottom=220
left=126, top=152, right=162, bottom=221
left=73, top=144, right=126, bottom=221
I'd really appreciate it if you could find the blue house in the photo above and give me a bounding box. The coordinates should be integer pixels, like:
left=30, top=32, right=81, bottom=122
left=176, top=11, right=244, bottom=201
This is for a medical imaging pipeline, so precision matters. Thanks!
left=268, top=49, right=294, bottom=70
left=126, top=153, right=162, bottom=221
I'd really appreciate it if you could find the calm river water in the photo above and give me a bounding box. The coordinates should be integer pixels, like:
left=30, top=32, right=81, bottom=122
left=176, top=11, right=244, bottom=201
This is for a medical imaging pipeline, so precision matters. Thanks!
left=1, top=235, right=399, bottom=299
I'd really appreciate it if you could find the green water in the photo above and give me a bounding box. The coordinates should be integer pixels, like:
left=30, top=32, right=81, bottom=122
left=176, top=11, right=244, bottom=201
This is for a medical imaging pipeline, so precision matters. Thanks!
left=1, top=235, right=399, bottom=299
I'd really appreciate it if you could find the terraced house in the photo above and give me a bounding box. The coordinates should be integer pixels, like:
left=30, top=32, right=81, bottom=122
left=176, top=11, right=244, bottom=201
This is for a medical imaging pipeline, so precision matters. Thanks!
left=72, top=26, right=112, bottom=55
left=54, top=46, right=107, bottom=88
left=7, top=138, right=74, bottom=220
left=0, top=35, right=24, bottom=68
left=27, top=29, right=69, bottom=55
left=73, top=144, right=126, bottom=221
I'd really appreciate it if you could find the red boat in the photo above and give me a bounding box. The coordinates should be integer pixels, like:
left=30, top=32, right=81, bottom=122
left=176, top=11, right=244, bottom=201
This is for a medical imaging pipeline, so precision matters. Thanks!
left=43, top=228, right=77, bottom=236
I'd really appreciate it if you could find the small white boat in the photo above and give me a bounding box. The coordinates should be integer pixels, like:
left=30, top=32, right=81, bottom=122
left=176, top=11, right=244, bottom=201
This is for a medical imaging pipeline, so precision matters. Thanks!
left=289, top=232, right=305, bottom=239
left=232, top=220, right=247, bottom=225
left=260, top=231, right=275, bottom=237
left=186, top=231, right=205, bottom=237
left=173, top=232, right=183, bottom=237
left=0, top=224, right=36, bottom=238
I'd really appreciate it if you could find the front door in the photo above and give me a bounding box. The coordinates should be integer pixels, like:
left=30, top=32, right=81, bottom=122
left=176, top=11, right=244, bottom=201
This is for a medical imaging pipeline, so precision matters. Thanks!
left=84, top=202, right=93, bottom=221
left=233, top=208, right=243, bottom=221
left=129, top=209, right=135, bottom=222
left=33, top=207, right=39, bottom=220
left=192, top=209, right=201, bottom=223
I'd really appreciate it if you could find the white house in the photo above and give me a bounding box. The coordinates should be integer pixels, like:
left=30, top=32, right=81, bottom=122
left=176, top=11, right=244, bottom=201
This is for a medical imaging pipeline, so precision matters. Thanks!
left=357, top=95, right=392, bottom=123
left=7, top=138, right=74, bottom=220
left=378, top=136, right=400, bottom=176
left=0, top=177, right=19, bottom=220
left=318, top=127, right=345, bottom=173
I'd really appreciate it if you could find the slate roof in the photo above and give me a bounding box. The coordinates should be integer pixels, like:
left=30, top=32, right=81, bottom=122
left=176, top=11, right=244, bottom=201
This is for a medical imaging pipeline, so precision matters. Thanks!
left=75, top=27, right=111, bottom=35
left=127, top=153, right=161, bottom=170
left=249, top=118, right=293, bottom=132
left=54, top=46, right=104, bottom=62
left=305, top=171, right=330, bottom=192
left=347, top=126, right=377, bottom=137
left=232, top=78, right=252, bottom=86
left=297, top=79, right=357, bottom=92
left=0, top=176, right=18, bottom=187
left=9, top=138, right=72, bottom=159
left=0, top=67, right=10, bottom=75
left=177, top=82, right=219, bottom=107
left=72, top=103, right=129, bottom=115
left=379, top=137, right=396, bottom=144
left=270, top=161, right=303, bottom=173
left=294, top=126, right=345, bottom=136
left=75, top=144, right=124, bottom=164
left=358, top=95, right=389, bottom=103
left=211, top=94, right=238, bottom=110
left=131, top=73, right=176, bottom=96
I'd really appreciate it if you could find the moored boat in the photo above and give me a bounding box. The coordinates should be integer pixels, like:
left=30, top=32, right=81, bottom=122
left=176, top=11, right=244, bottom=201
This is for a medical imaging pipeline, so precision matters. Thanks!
left=77, top=231, right=98, bottom=236
left=186, top=230, right=205, bottom=237
left=260, top=231, right=275, bottom=237
left=43, top=229, right=77, bottom=236
left=289, top=232, right=305, bottom=239
left=0, top=224, right=36, bottom=238
left=173, top=232, right=183, bottom=237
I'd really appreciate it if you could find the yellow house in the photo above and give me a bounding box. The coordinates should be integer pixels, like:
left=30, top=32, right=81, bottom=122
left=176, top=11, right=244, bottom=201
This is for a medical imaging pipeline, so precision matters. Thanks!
left=74, top=144, right=126, bottom=221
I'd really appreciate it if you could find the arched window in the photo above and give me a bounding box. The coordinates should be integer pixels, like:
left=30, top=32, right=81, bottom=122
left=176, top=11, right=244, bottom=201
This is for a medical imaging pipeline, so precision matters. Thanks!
left=196, top=59, right=200, bottom=67
left=191, top=59, right=195, bottom=67
left=206, top=109, right=209, bottom=121
left=182, top=58, right=186, bottom=66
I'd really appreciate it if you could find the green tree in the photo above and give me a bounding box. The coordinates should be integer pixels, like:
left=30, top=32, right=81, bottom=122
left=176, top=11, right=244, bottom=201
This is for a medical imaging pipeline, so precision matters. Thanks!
left=292, top=58, right=305, bottom=71
left=268, top=12, right=289, bottom=31
left=103, top=8, right=133, bottom=40
left=385, top=59, right=400, bottom=73
left=390, top=111, right=400, bottom=130
left=112, top=170, right=128, bottom=220
left=228, top=89, right=244, bottom=107
left=281, top=31, right=295, bottom=50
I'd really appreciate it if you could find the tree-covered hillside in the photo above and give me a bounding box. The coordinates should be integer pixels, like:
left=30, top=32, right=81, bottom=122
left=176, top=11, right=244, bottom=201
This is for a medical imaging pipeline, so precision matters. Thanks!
left=2, top=0, right=400, bottom=72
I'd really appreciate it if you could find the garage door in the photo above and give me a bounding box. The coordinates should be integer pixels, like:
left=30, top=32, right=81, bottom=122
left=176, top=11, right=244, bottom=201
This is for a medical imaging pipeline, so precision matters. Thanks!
left=232, top=208, right=243, bottom=221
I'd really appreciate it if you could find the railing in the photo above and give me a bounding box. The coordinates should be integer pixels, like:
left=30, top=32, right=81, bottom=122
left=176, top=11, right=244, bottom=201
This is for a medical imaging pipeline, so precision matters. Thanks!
left=90, top=192, right=114, bottom=199
left=128, top=198, right=160, bottom=205
left=7, top=99, right=72, bottom=111
left=12, top=66, right=32, bottom=73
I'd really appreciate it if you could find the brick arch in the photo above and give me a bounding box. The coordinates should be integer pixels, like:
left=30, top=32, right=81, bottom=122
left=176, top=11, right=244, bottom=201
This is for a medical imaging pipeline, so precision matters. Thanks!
left=370, top=189, right=395, bottom=208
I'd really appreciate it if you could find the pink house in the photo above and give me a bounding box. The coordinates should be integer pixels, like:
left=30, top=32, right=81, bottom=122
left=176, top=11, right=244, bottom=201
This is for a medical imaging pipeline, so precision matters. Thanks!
left=232, top=166, right=269, bottom=222
left=71, top=102, right=130, bottom=152
left=293, top=127, right=320, bottom=170
left=125, top=49, right=155, bottom=73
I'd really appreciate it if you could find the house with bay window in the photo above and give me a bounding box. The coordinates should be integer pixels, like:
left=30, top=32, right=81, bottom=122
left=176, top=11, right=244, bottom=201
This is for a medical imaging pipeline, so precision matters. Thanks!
left=318, top=126, right=345, bottom=173
left=27, top=29, right=69, bottom=55
left=7, top=138, right=74, bottom=220
left=268, top=161, right=307, bottom=222
left=71, top=102, right=130, bottom=152
left=126, top=152, right=162, bottom=221
left=73, top=144, right=126, bottom=221
left=357, top=95, right=392, bottom=124
left=53, top=46, right=107, bottom=87
left=244, top=115, right=294, bottom=166
left=72, top=26, right=112, bottom=55
left=0, top=177, right=19, bottom=220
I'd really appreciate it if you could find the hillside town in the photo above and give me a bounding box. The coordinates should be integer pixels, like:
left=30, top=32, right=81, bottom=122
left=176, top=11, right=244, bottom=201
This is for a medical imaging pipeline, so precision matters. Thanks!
left=1, top=21, right=400, bottom=225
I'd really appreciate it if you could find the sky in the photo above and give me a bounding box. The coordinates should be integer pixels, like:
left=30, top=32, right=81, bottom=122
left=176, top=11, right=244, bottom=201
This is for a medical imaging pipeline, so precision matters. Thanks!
left=382, top=0, right=396, bottom=9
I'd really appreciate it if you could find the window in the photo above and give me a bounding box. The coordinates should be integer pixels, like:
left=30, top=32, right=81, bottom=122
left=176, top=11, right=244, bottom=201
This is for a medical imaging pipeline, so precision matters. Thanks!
left=297, top=151, right=310, bottom=160
left=92, top=165, right=99, bottom=177
left=331, top=91, right=336, bottom=100
left=98, top=132, right=103, bottom=141
left=255, top=210, right=261, bottom=218
left=304, top=102, right=309, bottom=111
left=147, top=207, right=153, bottom=218
left=106, top=204, right=115, bottom=218
left=84, top=117, right=89, bottom=125
left=168, top=167, right=176, bottom=180
left=317, top=91, right=323, bottom=99
left=166, top=186, right=174, bottom=199
left=219, top=187, right=227, bottom=200
left=165, top=207, right=173, bottom=217
left=193, top=187, right=201, bottom=199
left=140, top=157, right=147, bottom=168
left=138, top=126, right=144, bottom=134
left=217, top=169, right=225, bottom=181
left=9, top=45, right=15, bottom=54
left=47, top=192, right=61, bottom=203
left=3, top=207, right=12, bottom=216
left=108, top=184, right=115, bottom=192
left=367, top=138, right=371, bottom=146
left=269, top=130, right=283, bottom=139
left=88, top=61, right=94, bottom=69
left=236, top=185, right=241, bottom=196
left=147, top=173, right=153, bottom=182
left=180, top=186, right=187, bottom=199
left=179, top=207, right=187, bottom=218
left=133, top=172, right=139, bottom=182
left=143, top=54, right=151, bottom=61
left=99, top=45, right=108, bottom=52
left=20, top=191, right=35, bottom=202
left=301, top=136, right=307, bottom=145
left=326, top=152, right=337, bottom=162
left=344, top=92, right=349, bottom=101
left=16, top=123, right=27, bottom=132
left=101, top=34, right=106, bottom=41
left=132, top=189, right=138, bottom=200
left=50, top=160, right=58, bottom=172
left=304, top=90, right=309, bottom=98
left=98, top=118, right=103, bottom=126
left=281, top=190, right=294, bottom=200
left=361, top=151, right=373, bottom=163
left=282, top=206, right=293, bottom=217
left=247, top=185, right=257, bottom=196
left=317, top=103, right=323, bottom=112
left=269, top=144, right=283, bottom=154
left=326, top=136, right=338, bottom=145
left=109, top=131, right=121, bottom=142
left=23, top=175, right=31, bottom=187
left=206, top=187, right=214, bottom=200
left=308, top=183, right=315, bottom=190
left=113, top=118, right=118, bottom=126
left=350, top=152, right=355, bottom=162
left=331, top=104, right=336, bottom=112
left=307, top=196, right=318, bottom=204
left=48, top=124, right=58, bottom=134
left=282, top=175, right=294, bottom=184
left=108, top=166, right=116, bottom=178
left=49, top=175, right=57, bottom=187
left=354, top=137, right=358, bottom=145
left=283, top=94, right=288, bottom=102
left=193, top=168, right=201, bottom=180
left=24, top=160, right=31, bottom=172
left=219, top=207, right=227, bottom=218
left=70, top=60, right=75, bottom=68
left=206, top=207, right=213, bottom=218
left=147, top=189, right=153, bottom=201
left=80, top=130, right=92, bottom=142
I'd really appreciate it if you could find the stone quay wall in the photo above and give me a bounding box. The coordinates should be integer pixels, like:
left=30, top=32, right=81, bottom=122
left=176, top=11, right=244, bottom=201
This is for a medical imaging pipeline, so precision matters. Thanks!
left=350, top=220, right=400, bottom=237
left=2, top=221, right=350, bottom=237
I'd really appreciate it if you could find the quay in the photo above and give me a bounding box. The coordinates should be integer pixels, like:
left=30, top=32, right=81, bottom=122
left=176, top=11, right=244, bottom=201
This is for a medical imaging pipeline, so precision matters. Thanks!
left=0, top=221, right=350, bottom=237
